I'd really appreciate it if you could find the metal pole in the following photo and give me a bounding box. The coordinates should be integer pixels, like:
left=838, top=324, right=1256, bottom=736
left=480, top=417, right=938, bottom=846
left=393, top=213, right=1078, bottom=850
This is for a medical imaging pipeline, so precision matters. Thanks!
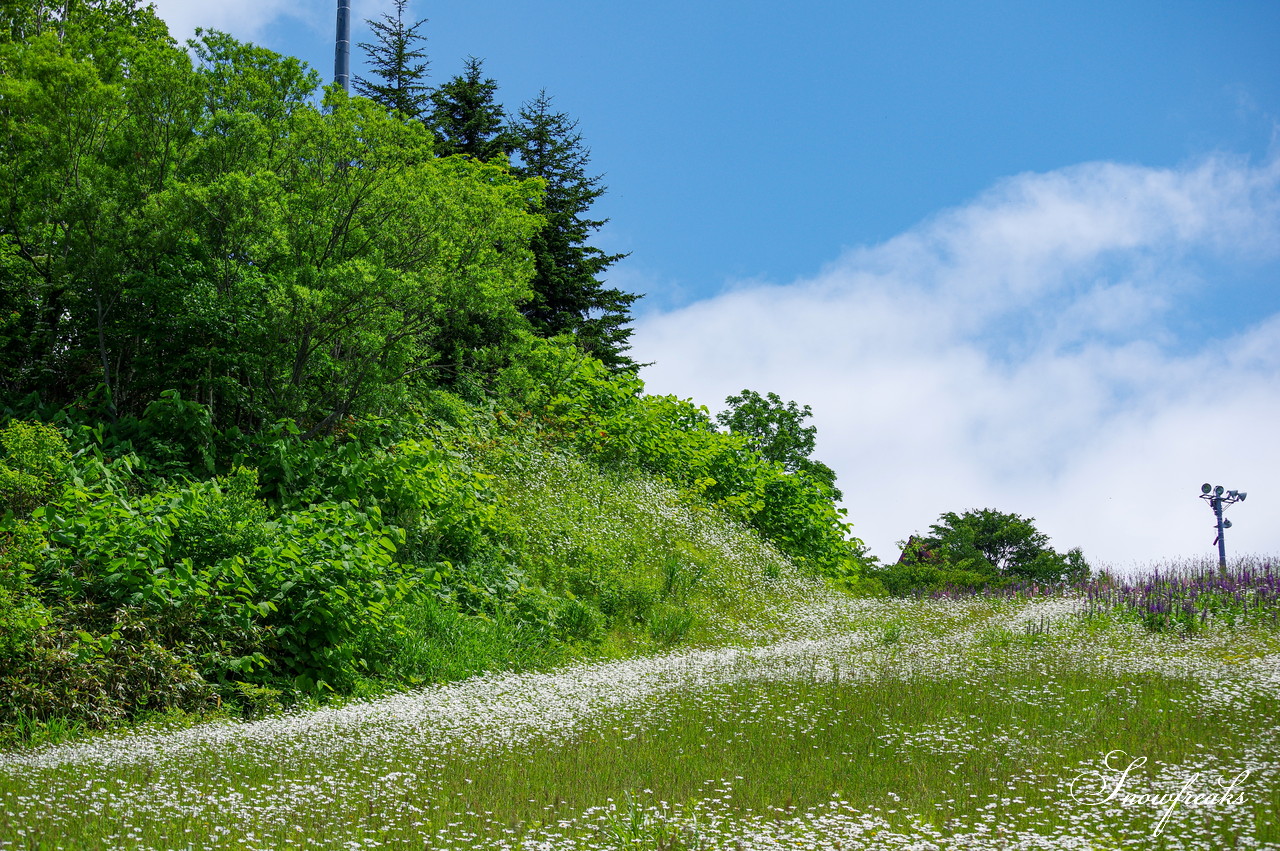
left=335, top=0, right=351, bottom=92
left=1201, top=484, right=1246, bottom=571
left=1213, top=496, right=1227, bottom=569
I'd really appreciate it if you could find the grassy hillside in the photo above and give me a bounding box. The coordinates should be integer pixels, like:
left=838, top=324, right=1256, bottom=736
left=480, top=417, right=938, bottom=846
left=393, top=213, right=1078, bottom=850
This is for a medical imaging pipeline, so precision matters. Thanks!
left=0, top=3, right=868, bottom=751
left=2, top=565, right=1277, bottom=849
left=0, top=395, right=863, bottom=748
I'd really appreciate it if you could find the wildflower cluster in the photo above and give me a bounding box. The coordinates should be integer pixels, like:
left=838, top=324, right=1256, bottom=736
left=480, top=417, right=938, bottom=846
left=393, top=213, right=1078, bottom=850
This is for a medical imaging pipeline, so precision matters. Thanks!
left=1080, top=560, right=1280, bottom=632
left=937, top=558, right=1280, bottom=635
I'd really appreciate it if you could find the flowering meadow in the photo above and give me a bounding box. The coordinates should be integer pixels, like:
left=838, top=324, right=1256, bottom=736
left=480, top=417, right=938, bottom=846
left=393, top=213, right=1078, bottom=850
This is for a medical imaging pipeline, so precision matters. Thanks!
left=2, top=562, right=1278, bottom=850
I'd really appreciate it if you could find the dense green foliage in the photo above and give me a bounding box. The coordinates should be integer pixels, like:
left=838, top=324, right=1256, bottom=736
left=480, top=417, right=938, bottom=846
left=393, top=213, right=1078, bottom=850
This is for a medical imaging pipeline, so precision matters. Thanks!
left=0, top=398, right=850, bottom=739
left=514, top=345, right=867, bottom=579
left=0, top=1, right=870, bottom=744
left=0, top=341, right=866, bottom=740
left=873, top=508, right=1088, bottom=594
left=0, top=5, right=542, bottom=431
left=716, top=389, right=840, bottom=498
left=357, top=8, right=640, bottom=369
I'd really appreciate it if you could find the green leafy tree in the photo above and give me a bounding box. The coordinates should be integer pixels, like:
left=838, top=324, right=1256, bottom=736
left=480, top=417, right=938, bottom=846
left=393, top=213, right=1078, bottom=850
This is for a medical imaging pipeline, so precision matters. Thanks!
left=512, top=91, right=638, bottom=370
left=904, top=508, right=1088, bottom=584
left=353, top=0, right=430, bottom=120
left=0, top=0, right=201, bottom=418
left=175, top=71, right=542, bottom=433
left=716, top=390, right=840, bottom=497
left=0, top=8, right=543, bottom=432
left=426, top=56, right=514, bottom=161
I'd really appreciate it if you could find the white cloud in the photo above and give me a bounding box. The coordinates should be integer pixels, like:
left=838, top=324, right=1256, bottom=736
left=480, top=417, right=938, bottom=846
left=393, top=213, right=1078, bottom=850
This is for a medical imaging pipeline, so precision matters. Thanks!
left=147, top=0, right=395, bottom=46
left=147, top=0, right=315, bottom=44
left=632, top=156, right=1280, bottom=569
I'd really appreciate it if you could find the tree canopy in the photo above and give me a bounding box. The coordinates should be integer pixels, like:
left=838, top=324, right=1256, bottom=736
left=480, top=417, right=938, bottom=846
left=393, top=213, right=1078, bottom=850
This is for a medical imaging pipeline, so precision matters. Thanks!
left=0, top=3, right=542, bottom=432
left=716, top=390, right=840, bottom=497
left=349, top=8, right=642, bottom=370
left=892, top=508, right=1089, bottom=589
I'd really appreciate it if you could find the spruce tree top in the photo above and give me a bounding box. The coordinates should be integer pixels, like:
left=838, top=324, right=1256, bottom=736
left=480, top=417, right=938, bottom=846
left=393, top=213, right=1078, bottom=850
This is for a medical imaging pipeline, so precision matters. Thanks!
left=427, top=57, right=515, bottom=161
left=354, top=0, right=430, bottom=120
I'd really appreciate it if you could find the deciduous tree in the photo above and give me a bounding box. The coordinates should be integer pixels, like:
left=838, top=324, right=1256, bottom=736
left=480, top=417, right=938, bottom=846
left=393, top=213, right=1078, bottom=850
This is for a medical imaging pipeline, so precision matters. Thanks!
left=716, top=390, right=840, bottom=497
left=910, top=508, right=1088, bottom=583
left=0, top=7, right=544, bottom=432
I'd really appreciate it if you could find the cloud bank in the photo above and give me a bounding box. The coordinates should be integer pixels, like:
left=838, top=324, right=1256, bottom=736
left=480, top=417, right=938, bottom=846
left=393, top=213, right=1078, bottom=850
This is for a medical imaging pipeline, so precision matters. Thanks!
left=631, top=157, right=1280, bottom=569
left=148, top=0, right=395, bottom=46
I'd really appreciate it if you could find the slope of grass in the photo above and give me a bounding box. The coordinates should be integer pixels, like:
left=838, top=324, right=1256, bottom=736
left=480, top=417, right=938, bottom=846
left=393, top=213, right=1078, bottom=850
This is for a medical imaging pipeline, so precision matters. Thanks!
left=1, top=413, right=852, bottom=748
left=3, top=581, right=1278, bottom=850
left=480, top=442, right=832, bottom=651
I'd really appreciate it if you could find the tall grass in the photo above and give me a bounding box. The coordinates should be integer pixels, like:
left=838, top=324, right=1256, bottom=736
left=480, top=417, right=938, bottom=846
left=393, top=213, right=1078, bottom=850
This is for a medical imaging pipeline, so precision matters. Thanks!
left=479, top=443, right=824, bottom=650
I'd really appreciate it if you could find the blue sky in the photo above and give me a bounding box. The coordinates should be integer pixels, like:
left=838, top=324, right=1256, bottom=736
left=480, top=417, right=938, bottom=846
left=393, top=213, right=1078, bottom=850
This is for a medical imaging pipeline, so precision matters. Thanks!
left=150, top=1, right=1280, bottom=567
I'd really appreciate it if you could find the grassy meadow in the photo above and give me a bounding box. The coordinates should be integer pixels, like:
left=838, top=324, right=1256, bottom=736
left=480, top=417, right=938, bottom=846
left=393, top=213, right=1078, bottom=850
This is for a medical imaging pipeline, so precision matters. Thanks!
left=2, top=563, right=1279, bottom=850
left=2, top=8, right=1274, bottom=848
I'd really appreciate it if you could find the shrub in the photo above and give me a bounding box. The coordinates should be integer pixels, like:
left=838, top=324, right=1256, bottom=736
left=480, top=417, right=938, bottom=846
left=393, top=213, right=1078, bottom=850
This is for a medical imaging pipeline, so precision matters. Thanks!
left=203, top=500, right=407, bottom=691
left=0, top=420, right=71, bottom=516
left=872, top=561, right=992, bottom=596
left=25, top=449, right=420, bottom=693
left=251, top=418, right=501, bottom=569
left=521, top=349, right=868, bottom=579
left=0, top=611, right=213, bottom=732
left=875, top=509, right=1088, bottom=594
left=133, top=390, right=220, bottom=476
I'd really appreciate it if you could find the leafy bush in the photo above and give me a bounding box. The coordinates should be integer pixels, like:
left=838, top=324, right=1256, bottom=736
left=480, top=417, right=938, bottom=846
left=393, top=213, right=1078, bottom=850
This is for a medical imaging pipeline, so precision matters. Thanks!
left=0, top=603, right=213, bottom=734
left=133, top=390, right=222, bottom=476
left=361, top=435, right=501, bottom=569
left=6, top=432, right=426, bottom=701
left=872, top=560, right=992, bottom=596
left=0, top=421, right=70, bottom=516
left=249, top=501, right=410, bottom=690
left=1, top=345, right=876, bottom=738
left=252, top=418, right=500, bottom=569
left=874, top=509, right=1088, bottom=594
left=518, top=347, right=868, bottom=579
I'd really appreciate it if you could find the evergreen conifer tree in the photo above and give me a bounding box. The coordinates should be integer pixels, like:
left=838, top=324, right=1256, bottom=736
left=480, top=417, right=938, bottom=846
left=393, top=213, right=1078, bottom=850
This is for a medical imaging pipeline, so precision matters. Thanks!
left=513, top=92, right=639, bottom=370
left=427, top=57, right=514, bottom=161
left=353, top=0, right=431, bottom=119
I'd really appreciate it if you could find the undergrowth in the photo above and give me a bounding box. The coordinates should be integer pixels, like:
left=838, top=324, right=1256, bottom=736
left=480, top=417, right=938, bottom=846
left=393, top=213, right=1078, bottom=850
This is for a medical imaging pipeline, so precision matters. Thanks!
left=0, top=412, right=844, bottom=748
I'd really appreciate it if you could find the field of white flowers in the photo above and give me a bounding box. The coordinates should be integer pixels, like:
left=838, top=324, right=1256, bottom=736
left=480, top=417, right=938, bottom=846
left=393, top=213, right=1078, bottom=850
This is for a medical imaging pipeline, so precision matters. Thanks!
left=2, top=581, right=1278, bottom=850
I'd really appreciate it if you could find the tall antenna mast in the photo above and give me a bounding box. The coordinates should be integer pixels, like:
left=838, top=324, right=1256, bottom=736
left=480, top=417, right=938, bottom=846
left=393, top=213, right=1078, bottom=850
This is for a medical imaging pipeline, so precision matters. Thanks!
left=334, top=0, right=351, bottom=92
